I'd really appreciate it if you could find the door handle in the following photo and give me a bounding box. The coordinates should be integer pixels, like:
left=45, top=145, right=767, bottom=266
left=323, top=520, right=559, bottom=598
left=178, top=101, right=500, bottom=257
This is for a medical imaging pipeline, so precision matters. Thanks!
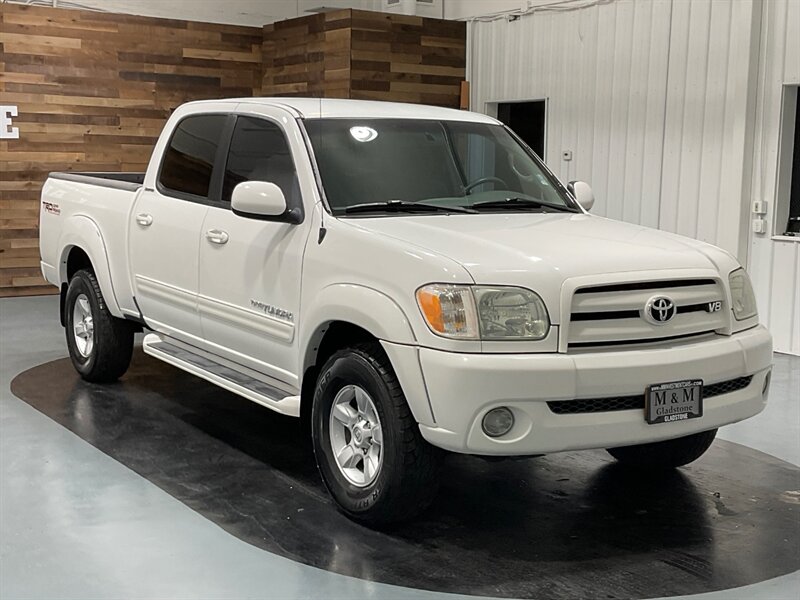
left=136, top=213, right=153, bottom=227
left=205, top=229, right=229, bottom=245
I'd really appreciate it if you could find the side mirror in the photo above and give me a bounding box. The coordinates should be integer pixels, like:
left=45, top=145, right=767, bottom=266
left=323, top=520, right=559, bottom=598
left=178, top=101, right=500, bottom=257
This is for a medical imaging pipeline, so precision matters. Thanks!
left=567, top=180, right=595, bottom=212
left=231, top=181, right=302, bottom=224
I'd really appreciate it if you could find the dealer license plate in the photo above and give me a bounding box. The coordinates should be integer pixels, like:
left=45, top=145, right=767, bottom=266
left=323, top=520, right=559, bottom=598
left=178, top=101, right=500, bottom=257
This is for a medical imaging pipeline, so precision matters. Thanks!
left=645, top=379, right=703, bottom=424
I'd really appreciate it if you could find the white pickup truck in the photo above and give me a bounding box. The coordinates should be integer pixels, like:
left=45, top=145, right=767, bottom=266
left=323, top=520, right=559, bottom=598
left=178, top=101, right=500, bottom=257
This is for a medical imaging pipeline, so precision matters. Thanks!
left=39, top=98, right=773, bottom=524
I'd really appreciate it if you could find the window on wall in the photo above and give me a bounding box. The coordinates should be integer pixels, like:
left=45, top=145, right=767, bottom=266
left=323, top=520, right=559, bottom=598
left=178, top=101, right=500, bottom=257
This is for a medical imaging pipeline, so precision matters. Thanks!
left=787, top=90, right=800, bottom=234
left=778, top=86, right=800, bottom=236
left=222, top=116, right=299, bottom=205
left=159, top=115, right=227, bottom=199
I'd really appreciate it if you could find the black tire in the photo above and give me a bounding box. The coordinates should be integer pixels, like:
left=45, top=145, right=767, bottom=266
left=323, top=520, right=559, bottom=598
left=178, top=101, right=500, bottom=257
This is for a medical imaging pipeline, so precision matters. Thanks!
left=65, top=269, right=135, bottom=383
left=606, top=428, right=718, bottom=468
left=311, top=343, right=443, bottom=526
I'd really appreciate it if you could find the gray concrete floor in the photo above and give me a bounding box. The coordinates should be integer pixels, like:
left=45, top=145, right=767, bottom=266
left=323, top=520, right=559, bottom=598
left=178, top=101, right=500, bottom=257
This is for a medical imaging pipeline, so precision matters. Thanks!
left=1, top=295, right=798, bottom=600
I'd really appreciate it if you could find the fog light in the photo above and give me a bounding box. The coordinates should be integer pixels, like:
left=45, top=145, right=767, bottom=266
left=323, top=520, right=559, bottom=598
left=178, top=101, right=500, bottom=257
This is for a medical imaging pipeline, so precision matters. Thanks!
left=482, top=407, right=515, bottom=438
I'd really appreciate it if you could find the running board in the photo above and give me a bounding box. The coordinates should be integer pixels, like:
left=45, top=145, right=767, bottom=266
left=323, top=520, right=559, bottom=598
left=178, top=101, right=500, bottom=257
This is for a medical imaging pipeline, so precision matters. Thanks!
left=142, top=334, right=300, bottom=417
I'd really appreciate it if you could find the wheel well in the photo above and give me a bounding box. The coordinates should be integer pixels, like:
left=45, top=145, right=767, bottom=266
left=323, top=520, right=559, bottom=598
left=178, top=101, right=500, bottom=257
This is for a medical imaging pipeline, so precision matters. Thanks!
left=60, top=247, right=94, bottom=327
left=66, top=246, right=93, bottom=280
left=299, top=321, right=377, bottom=430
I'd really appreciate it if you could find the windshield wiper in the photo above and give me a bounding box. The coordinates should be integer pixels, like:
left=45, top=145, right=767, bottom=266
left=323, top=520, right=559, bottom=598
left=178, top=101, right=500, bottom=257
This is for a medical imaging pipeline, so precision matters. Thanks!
left=342, top=200, right=476, bottom=215
left=468, top=197, right=576, bottom=213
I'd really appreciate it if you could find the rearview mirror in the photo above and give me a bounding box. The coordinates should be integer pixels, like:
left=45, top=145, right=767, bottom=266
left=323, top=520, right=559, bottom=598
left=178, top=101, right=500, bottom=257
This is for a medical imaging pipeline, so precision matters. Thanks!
left=567, top=180, right=595, bottom=212
left=231, top=181, right=302, bottom=224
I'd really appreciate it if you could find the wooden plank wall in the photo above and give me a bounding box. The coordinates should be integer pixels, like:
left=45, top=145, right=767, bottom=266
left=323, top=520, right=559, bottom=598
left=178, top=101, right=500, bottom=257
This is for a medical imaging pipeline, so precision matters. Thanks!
left=0, top=3, right=262, bottom=297
left=261, top=11, right=352, bottom=99
left=0, top=5, right=464, bottom=298
left=349, top=10, right=465, bottom=108
left=262, top=9, right=466, bottom=108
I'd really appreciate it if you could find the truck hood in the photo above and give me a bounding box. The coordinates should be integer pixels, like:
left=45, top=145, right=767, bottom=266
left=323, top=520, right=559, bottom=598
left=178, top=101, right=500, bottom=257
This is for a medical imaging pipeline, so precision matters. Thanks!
left=347, top=212, right=736, bottom=319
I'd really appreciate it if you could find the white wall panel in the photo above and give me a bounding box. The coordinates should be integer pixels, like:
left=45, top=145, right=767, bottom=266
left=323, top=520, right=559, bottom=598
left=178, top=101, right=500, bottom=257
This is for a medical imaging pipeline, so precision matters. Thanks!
left=469, top=0, right=759, bottom=256
left=658, top=0, right=759, bottom=255
left=766, top=243, right=800, bottom=355
left=747, top=0, right=800, bottom=355
left=445, top=0, right=526, bottom=20
left=469, top=0, right=672, bottom=229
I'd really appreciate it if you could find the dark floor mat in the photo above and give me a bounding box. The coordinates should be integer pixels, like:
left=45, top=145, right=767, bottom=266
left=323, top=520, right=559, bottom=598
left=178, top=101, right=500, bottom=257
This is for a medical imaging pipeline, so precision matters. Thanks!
left=11, top=349, right=800, bottom=599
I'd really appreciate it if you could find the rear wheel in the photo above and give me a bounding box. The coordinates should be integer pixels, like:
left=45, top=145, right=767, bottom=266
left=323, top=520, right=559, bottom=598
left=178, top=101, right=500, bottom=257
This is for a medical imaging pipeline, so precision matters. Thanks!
left=311, top=343, right=443, bottom=526
left=65, top=269, right=135, bottom=383
left=606, top=429, right=718, bottom=468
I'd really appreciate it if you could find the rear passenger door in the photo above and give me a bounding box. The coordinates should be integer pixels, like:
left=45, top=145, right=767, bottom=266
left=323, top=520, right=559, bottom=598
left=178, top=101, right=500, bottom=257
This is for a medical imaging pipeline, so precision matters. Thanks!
left=196, top=109, right=313, bottom=387
left=129, top=112, right=229, bottom=344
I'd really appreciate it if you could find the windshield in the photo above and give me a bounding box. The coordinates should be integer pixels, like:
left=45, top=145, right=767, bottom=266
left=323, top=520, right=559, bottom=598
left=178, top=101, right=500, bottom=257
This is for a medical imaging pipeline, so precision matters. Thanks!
left=304, top=119, right=577, bottom=216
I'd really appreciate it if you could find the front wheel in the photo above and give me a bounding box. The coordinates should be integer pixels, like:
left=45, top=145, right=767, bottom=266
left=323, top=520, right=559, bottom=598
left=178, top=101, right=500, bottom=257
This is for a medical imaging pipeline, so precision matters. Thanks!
left=311, top=343, right=443, bottom=526
left=606, top=429, right=718, bottom=468
left=65, top=269, right=135, bottom=383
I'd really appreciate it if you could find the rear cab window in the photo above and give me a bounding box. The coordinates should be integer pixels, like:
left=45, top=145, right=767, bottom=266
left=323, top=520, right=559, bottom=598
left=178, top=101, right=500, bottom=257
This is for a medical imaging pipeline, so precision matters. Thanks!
left=158, top=114, right=228, bottom=200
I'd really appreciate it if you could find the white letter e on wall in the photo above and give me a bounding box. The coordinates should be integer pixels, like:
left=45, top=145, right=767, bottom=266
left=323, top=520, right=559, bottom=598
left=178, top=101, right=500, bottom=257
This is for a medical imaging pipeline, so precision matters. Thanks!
left=1, top=106, right=19, bottom=140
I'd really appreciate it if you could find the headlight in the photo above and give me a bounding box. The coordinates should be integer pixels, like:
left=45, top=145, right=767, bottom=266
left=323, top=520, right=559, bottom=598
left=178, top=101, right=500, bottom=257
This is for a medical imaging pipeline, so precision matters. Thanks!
left=474, top=286, right=550, bottom=339
left=729, top=268, right=757, bottom=321
left=416, top=284, right=550, bottom=340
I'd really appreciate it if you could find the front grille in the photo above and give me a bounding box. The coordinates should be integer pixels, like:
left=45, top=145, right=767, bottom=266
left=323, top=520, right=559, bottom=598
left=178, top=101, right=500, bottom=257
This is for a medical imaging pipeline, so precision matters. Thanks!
left=566, top=278, right=727, bottom=349
left=549, top=395, right=644, bottom=414
left=573, top=279, right=717, bottom=294
left=568, top=330, right=715, bottom=349
left=546, top=375, right=753, bottom=415
left=704, top=375, right=753, bottom=397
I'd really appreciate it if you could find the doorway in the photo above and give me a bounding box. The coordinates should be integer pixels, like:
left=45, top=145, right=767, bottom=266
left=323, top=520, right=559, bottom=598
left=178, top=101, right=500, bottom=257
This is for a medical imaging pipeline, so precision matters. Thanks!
left=496, top=100, right=547, bottom=160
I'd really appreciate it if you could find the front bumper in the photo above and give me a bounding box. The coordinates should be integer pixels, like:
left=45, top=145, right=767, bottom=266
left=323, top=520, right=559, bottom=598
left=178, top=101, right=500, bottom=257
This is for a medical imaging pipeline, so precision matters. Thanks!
left=414, top=325, right=773, bottom=455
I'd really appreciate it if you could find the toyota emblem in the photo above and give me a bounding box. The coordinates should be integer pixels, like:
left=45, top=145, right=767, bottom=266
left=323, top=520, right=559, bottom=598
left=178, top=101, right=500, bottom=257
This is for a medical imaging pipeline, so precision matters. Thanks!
left=644, top=296, right=676, bottom=325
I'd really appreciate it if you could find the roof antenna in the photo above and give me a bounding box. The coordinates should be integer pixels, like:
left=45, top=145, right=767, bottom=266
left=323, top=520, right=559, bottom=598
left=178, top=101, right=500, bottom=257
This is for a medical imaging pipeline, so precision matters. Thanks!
left=318, top=202, right=327, bottom=244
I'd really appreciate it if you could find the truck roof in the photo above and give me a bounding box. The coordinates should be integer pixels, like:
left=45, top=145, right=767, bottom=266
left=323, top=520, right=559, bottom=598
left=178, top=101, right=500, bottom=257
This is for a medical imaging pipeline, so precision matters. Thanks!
left=186, top=97, right=499, bottom=124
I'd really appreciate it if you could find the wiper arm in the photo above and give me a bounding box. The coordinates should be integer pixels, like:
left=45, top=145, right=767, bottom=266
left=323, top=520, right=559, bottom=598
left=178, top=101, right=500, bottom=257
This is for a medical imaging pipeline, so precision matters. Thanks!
left=469, top=197, right=576, bottom=213
left=342, top=200, right=476, bottom=215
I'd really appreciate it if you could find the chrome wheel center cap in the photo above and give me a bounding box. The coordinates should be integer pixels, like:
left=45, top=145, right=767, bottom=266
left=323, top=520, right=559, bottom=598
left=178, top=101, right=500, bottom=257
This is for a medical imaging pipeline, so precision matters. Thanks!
left=352, top=422, right=371, bottom=448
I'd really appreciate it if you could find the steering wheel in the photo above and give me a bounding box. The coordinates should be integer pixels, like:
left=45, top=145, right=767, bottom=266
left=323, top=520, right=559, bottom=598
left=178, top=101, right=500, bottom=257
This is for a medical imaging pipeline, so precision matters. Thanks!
left=464, top=176, right=508, bottom=194
left=508, top=153, right=535, bottom=181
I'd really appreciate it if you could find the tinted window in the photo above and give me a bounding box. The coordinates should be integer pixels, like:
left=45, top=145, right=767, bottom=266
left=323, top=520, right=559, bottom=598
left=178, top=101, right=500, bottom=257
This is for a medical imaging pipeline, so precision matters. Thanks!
left=159, top=115, right=227, bottom=198
left=451, top=123, right=563, bottom=205
left=305, top=119, right=571, bottom=213
left=306, top=120, right=462, bottom=210
left=222, top=116, right=298, bottom=204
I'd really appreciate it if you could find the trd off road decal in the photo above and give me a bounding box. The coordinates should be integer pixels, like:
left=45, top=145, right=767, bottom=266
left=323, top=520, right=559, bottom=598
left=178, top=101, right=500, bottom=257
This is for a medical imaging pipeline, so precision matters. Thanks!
left=42, top=202, right=61, bottom=216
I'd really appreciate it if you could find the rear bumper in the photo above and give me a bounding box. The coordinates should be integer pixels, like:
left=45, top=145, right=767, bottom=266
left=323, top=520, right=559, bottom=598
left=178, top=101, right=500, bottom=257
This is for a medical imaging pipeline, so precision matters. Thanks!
left=40, top=261, right=58, bottom=287
left=416, top=325, right=773, bottom=455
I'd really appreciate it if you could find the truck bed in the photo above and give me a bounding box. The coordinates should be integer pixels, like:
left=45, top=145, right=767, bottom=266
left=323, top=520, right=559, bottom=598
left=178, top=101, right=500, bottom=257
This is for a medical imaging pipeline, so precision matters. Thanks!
left=49, top=172, right=145, bottom=192
left=40, top=171, right=146, bottom=318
